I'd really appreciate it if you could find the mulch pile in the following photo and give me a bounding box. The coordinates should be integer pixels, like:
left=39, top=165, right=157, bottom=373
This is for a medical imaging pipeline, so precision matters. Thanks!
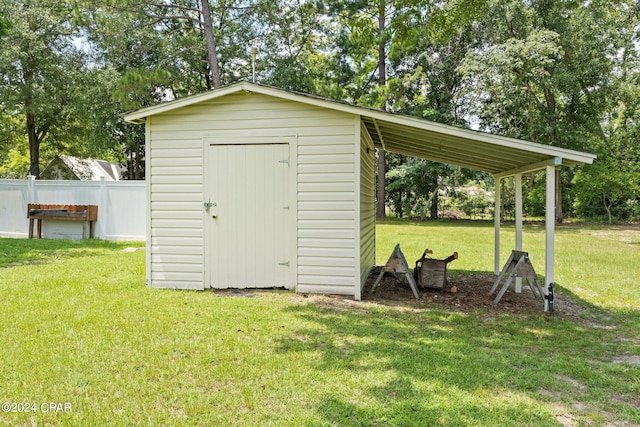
left=363, top=267, right=562, bottom=314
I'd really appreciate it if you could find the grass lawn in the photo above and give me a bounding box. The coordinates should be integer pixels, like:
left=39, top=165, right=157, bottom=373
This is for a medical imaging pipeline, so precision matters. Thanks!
left=1, top=222, right=639, bottom=426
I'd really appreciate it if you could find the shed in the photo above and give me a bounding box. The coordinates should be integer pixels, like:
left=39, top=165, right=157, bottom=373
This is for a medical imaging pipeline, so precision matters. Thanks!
left=124, top=82, right=595, bottom=308
left=39, top=154, right=126, bottom=181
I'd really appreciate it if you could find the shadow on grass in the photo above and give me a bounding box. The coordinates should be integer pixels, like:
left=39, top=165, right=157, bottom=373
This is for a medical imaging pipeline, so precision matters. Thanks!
left=276, top=290, right=640, bottom=426
left=0, top=238, right=142, bottom=268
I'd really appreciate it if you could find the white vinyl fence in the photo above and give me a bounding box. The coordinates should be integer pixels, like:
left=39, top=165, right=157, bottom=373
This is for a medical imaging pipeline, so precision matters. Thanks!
left=0, top=177, right=146, bottom=240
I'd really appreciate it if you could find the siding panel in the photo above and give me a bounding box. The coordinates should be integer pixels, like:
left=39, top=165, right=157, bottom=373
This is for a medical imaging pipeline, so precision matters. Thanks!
left=298, top=256, right=355, bottom=268
left=151, top=228, right=203, bottom=237
left=150, top=193, right=202, bottom=203
left=298, top=238, right=355, bottom=249
left=299, top=247, right=355, bottom=258
left=150, top=184, right=203, bottom=194
left=359, top=123, right=376, bottom=290
left=151, top=210, right=202, bottom=221
left=298, top=173, right=354, bottom=183
left=152, top=148, right=202, bottom=158
left=298, top=145, right=355, bottom=155
left=152, top=281, right=203, bottom=290
left=151, top=254, right=204, bottom=264
left=297, top=285, right=354, bottom=295
left=151, top=117, right=356, bottom=132
left=298, top=164, right=354, bottom=174
left=151, top=272, right=203, bottom=281
left=298, top=210, right=354, bottom=220
left=298, top=182, right=354, bottom=192
left=299, top=201, right=355, bottom=211
left=298, top=192, right=354, bottom=202
left=151, top=175, right=202, bottom=185
left=150, top=157, right=203, bottom=167
left=147, top=92, right=359, bottom=294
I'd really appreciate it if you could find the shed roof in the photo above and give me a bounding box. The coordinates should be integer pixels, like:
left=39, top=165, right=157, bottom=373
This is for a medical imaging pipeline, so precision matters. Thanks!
left=124, top=82, right=595, bottom=176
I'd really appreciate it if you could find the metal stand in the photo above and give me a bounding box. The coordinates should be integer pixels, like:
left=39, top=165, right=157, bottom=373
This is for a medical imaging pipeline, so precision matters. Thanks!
left=488, top=250, right=544, bottom=304
left=370, top=244, right=420, bottom=299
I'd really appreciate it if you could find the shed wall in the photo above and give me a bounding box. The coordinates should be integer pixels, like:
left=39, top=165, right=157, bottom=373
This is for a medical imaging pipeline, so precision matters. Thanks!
left=359, top=123, right=376, bottom=291
left=148, top=93, right=359, bottom=294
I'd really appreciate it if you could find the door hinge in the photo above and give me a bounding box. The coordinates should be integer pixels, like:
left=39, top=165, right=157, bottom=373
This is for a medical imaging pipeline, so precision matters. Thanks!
left=279, top=261, right=290, bottom=267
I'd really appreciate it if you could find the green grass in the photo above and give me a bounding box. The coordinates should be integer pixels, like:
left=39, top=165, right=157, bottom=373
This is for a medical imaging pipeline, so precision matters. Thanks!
left=0, top=223, right=639, bottom=426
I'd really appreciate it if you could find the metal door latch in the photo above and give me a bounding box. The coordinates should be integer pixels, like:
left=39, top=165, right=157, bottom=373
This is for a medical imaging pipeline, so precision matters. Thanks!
left=204, top=201, right=218, bottom=218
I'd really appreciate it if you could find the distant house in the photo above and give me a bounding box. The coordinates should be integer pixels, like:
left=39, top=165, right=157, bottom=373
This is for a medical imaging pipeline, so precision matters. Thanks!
left=39, top=154, right=126, bottom=181
left=465, top=185, right=485, bottom=196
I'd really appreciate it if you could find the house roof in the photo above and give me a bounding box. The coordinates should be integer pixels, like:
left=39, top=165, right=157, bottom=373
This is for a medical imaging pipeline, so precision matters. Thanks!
left=40, top=154, right=125, bottom=181
left=124, top=82, right=596, bottom=177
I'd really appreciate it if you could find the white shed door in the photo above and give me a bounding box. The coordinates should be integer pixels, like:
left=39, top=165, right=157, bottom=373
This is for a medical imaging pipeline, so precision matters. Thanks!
left=208, top=143, right=291, bottom=289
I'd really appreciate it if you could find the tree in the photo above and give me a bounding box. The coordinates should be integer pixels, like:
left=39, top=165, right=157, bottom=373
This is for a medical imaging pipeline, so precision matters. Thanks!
left=385, top=155, right=479, bottom=219
left=88, top=0, right=218, bottom=89
left=0, top=0, right=91, bottom=177
left=573, top=30, right=640, bottom=223
left=458, top=0, right=633, bottom=222
left=86, top=0, right=261, bottom=93
left=324, top=0, right=398, bottom=218
left=0, top=9, right=9, bottom=41
left=250, top=0, right=334, bottom=94
left=68, top=1, right=267, bottom=179
left=77, top=66, right=148, bottom=179
left=573, top=156, right=639, bottom=224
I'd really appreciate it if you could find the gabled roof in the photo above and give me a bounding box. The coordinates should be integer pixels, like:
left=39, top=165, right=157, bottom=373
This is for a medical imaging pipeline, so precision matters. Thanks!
left=124, top=81, right=595, bottom=176
left=40, top=154, right=126, bottom=181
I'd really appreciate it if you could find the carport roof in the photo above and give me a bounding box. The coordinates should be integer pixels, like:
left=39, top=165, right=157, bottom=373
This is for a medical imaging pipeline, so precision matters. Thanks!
left=124, top=81, right=596, bottom=176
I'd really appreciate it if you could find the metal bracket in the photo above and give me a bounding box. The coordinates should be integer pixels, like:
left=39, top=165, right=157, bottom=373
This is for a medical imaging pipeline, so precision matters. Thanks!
left=545, top=282, right=555, bottom=312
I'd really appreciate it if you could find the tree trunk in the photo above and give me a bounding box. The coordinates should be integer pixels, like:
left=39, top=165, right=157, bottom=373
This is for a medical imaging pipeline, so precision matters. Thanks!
left=524, top=174, right=536, bottom=201
left=26, top=111, right=40, bottom=177
left=377, top=3, right=386, bottom=87
left=375, top=1, right=387, bottom=219
left=421, top=176, right=443, bottom=220
left=430, top=192, right=438, bottom=219
left=555, top=169, right=563, bottom=224
left=200, top=0, right=222, bottom=88
left=603, top=192, right=613, bottom=225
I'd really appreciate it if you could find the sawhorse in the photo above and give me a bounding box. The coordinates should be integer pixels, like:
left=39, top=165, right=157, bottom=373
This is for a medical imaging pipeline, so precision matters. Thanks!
left=488, top=250, right=544, bottom=304
left=370, top=244, right=420, bottom=300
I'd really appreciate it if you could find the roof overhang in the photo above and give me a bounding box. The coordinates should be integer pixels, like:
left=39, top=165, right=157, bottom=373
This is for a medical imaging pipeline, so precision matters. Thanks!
left=124, top=81, right=596, bottom=177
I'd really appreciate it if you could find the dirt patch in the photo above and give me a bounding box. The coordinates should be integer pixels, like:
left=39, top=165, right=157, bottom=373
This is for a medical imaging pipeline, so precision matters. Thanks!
left=561, top=222, right=640, bottom=245
left=611, top=355, right=640, bottom=367
left=363, top=268, right=584, bottom=317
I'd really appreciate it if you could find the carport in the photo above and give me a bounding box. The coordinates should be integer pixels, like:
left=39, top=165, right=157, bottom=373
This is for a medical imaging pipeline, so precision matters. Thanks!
left=358, top=109, right=596, bottom=311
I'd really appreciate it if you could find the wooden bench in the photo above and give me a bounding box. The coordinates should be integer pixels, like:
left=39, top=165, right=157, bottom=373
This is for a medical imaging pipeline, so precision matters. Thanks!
left=28, top=204, right=98, bottom=239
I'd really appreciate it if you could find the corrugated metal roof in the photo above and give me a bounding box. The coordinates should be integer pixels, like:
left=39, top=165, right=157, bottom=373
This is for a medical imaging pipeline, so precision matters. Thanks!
left=124, top=81, right=596, bottom=176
